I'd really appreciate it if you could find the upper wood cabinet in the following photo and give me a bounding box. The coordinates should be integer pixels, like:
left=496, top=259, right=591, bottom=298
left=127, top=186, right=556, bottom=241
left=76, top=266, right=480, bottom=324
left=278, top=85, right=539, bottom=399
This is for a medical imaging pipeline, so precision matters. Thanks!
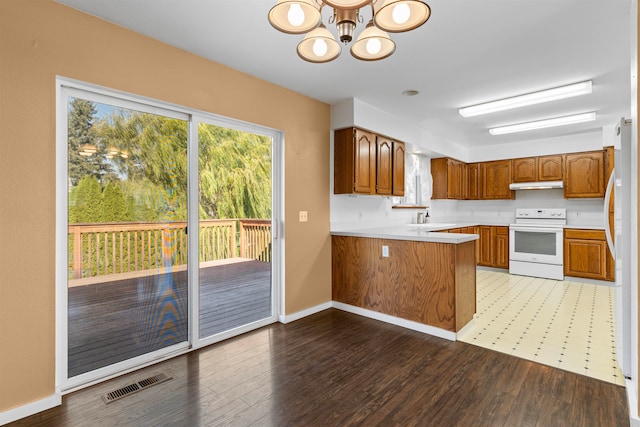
left=564, top=150, right=605, bottom=198
left=392, top=141, right=405, bottom=196
left=334, top=127, right=405, bottom=196
left=538, top=155, right=563, bottom=181
left=513, top=155, right=563, bottom=183
left=512, top=158, right=537, bottom=183
left=334, top=128, right=375, bottom=194
left=480, top=160, right=515, bottom=200
left=376, top=136, right=393, bottom=195
left=431, top=157, right=464, bottom=199
left=466, top=163, right=480, bottom=200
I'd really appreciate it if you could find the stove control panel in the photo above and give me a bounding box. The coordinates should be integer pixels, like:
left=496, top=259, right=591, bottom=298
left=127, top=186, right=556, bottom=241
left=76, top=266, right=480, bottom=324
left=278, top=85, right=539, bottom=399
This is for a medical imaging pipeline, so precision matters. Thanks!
left=515, top=208, right=566, bottom=219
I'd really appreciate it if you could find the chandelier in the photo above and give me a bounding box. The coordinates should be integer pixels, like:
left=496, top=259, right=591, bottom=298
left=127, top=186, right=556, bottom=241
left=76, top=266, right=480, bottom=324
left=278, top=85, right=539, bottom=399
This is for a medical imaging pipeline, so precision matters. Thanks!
left=268, top=0, right=431, bottom=63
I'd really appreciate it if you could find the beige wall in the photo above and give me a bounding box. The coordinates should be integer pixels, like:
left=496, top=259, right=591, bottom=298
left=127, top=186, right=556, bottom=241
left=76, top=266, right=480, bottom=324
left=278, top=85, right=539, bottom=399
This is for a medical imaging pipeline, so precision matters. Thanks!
left=0, top=0, right=331, bottom=413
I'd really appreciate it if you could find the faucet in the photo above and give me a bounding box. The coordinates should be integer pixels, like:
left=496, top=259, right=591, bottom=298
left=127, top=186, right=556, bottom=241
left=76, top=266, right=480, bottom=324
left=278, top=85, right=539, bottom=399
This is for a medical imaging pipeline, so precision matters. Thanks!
left=417, top=212, right=424, bottom=224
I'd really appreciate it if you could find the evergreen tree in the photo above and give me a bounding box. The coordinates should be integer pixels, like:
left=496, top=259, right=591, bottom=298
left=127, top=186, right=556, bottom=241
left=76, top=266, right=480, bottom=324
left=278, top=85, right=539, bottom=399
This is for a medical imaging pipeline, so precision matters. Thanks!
left=67, top=98, right=107, bottom=185
left=69, top=176, right=102, bottom=223
left=100, top=182, right=129, bottom=222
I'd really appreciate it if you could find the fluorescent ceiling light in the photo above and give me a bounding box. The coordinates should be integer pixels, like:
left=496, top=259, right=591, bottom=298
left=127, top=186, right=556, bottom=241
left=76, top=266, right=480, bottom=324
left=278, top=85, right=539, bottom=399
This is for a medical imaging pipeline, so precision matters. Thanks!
left=489, top=112, right=597, bottom=135
left=459, top=80, right=592, bottom=117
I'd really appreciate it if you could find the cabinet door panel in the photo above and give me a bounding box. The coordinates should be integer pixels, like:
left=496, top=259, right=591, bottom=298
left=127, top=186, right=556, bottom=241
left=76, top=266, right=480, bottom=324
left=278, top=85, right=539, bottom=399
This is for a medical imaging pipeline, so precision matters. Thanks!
left=513, top=158, right=537, bottom=183
left=447, top=159, right=463, bottom=199
left=538, top=155, right=563, bottom=181
left=392, top=141, right=405, bottom=196
left=495, top=226, right=509, bottom=269
left=564, top=151, right=604, bottom=198
left=467, top=163, right=480, bottom=200
left=376, top=137, right=393, bottom=195
left=353, top=129, right=376, bottom=194
left=564, top=239, right=606, bottom=280
left=481, top=160, right=514, bottom=200
left=478, top=226, right=493, bottom=266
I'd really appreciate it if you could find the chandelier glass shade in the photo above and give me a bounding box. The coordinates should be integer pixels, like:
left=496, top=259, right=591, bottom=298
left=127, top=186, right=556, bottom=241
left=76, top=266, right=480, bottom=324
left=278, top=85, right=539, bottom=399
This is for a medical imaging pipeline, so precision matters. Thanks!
left=268, top=0, right=430, bottom=63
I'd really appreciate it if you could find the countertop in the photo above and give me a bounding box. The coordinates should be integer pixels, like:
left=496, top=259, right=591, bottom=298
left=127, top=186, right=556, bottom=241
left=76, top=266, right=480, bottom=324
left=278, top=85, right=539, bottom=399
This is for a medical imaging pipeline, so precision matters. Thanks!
left=330, top=222, right=605, bottom=244
left=330, top=225, right=479, bottom=244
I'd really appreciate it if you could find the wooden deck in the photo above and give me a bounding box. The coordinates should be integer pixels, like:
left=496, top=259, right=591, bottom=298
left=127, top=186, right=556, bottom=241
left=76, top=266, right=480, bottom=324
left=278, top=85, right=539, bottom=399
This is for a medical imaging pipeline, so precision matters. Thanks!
left=68, top=259, right=271, bottom=377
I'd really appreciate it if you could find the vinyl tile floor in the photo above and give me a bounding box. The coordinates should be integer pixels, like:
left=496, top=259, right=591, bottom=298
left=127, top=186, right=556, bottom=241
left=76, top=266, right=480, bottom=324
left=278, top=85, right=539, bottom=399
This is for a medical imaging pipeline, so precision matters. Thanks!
left=457, top=269, right=625, bottom=385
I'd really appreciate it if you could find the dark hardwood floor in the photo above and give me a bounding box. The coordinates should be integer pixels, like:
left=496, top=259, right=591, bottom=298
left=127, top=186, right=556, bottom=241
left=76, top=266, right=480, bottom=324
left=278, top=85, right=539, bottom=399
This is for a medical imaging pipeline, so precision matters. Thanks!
left=13, top=309, right=629, bottom=426
left=68, top=260, right=271, bottom=377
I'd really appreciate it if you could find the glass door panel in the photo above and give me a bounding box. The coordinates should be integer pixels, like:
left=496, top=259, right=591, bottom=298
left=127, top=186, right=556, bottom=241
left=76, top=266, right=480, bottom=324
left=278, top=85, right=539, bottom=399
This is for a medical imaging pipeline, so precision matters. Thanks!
left=197, top=123, right=273, bottom=339
left=66, top=95, right=189, bottom=378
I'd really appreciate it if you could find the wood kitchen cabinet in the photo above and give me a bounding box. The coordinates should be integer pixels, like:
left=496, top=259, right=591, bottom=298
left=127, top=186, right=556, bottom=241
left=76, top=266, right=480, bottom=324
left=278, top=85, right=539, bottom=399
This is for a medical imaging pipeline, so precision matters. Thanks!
left=513, top=155, right=563, bottom=182
left=564, top=150, right=605, bottom=198
left=494, top=227, right=509, bottom=268
left=466, top=163, right=480, bottom=200
left=512, top=158, right=537, bottom=182
left=604, top=145, right=615, bottom=236
left=538, top=155, right=564, bottom=181
left=376, top=136, right=393, bottom=195
left=480, top=160, right=515, bottom=200
left=334, top=127, right=405, bottom=196
left=564, top=229, right=614, bottom=281
left=478, top=226, right=494, bottom=266
left=392, top=141, right=405, bottom=196
left=431, top=157, right=465, bottom=199
left=477, top=225, right=509, bottom=268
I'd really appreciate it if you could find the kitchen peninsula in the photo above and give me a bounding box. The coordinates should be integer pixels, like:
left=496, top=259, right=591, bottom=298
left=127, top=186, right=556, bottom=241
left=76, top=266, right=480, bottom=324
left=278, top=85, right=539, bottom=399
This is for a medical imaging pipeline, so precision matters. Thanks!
left=331, top=225, right=478, bottom=340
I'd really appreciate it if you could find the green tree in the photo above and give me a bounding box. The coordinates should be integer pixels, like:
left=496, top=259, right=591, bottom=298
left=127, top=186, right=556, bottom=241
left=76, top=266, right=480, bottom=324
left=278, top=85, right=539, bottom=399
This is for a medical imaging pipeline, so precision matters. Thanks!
left=100, top=182, right=129, bottom=222
left=199, top=125, right=271, bottom=220
left=67, top=98, right=113, bottom=185
left=95, top=111, right=188, bottom=221
left=69, top=176, right=102, bottom=223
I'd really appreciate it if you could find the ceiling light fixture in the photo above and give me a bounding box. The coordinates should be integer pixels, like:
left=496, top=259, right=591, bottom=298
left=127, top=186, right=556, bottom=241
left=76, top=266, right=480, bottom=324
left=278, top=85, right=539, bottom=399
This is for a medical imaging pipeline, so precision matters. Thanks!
left=268, top=0, right=430, bottom=63
left=459, top=81, right=593, bottom=118
left=489, top=112, right=597, bottom=135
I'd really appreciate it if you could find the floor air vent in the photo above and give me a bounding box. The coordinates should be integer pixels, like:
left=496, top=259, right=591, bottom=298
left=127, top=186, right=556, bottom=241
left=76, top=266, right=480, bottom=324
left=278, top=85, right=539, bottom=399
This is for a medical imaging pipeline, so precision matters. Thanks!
left=101, top=372, right=172, bottom=404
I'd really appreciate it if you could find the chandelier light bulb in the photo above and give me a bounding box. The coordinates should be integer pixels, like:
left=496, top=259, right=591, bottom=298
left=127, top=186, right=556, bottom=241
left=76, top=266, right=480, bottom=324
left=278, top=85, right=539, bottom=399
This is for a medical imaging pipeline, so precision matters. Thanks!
left=287, top=3, right=305, bottom=27
left=366, top=38, right=382, bottom=55
left=313, top=38, right=328, bottom=56
left=392, top=3, right=411, bottom=24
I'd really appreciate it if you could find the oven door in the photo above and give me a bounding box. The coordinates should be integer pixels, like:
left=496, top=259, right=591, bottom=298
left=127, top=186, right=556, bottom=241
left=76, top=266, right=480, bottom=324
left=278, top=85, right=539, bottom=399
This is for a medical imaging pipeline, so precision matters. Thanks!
left=509, top=225, right=564, bottom=265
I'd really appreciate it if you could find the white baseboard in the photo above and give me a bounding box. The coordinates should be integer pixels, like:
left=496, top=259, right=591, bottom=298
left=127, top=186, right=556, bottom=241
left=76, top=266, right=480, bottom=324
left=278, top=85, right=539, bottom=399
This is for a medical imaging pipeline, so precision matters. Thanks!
left=331, top=301, right=457, bottom=341
left=278, top=301, right=332, bottom=324
left=626, top=378, right=640, bottom=427
left=0, top=393, right=61, bottom=426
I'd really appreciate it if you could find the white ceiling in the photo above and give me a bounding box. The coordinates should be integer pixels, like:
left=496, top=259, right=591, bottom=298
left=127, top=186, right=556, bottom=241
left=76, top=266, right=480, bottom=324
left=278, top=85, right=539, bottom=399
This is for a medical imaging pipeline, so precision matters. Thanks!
left=57, top=0, right=633, bottom=151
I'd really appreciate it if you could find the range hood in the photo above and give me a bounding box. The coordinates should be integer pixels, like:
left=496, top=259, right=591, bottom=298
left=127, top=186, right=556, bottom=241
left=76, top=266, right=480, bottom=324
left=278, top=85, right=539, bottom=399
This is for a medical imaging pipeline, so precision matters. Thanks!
left=509, top=180, right=564, bottom=190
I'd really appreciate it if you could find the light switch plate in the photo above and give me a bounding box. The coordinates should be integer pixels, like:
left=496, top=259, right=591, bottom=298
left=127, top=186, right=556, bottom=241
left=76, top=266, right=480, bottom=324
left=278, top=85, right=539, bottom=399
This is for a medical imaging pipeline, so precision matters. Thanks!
left=299, top=211, right=308, bottom=222
left=382, top=245, right=389, bottom=257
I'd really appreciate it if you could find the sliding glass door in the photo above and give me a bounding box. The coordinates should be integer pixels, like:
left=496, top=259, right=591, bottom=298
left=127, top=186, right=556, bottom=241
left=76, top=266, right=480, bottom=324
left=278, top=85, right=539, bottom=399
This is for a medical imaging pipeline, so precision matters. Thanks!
left=196, top=121, right=275, bottom=343
left=63, top=87, right=190, bottom=385
left=58, top=80, right=280, bottom=390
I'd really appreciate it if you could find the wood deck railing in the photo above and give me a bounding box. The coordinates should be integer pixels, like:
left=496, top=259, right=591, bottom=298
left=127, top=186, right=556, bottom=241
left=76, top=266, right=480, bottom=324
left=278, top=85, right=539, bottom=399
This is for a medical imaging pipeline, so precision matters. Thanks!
left=68, top=219, right=271, bottom=280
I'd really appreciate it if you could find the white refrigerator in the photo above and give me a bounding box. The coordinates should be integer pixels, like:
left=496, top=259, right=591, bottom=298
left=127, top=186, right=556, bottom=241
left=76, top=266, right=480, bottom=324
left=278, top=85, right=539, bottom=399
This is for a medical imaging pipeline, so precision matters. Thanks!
left=605, top=118, right=632, bottom=378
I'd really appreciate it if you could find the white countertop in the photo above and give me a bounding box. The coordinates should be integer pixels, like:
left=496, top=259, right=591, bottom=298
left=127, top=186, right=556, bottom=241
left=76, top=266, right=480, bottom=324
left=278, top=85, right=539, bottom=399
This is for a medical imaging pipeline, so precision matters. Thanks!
left=331, top=224, right=479, bottom=244
left=331, top=222, right=605, bottom=244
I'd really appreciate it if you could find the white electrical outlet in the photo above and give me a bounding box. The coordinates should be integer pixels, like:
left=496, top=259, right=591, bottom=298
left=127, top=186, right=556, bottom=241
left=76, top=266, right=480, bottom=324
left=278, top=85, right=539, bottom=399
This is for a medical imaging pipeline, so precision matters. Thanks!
left=382, top=245, right=389, bottom=257
left=299, top=211, right=308, bottom=222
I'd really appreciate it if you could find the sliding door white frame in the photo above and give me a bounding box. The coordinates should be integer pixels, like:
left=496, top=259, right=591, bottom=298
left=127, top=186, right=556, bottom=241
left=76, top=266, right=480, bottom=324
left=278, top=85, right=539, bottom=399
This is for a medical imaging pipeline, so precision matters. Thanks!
left=55, top=76, right=283, bottom=394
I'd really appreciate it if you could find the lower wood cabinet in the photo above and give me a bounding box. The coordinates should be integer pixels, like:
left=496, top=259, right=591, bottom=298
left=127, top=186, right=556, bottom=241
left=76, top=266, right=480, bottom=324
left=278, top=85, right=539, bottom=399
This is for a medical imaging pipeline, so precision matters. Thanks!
left=478, top=225, right=509, bottom=269
left=564, top=229, right=614, bottom=281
